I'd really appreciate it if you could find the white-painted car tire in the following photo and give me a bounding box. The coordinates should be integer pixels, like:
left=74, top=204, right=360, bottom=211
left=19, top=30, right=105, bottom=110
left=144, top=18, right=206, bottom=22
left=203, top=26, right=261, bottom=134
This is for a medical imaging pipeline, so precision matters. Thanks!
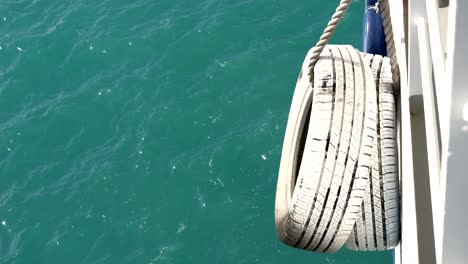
left=275, top=45, right=378, bottom=253
left=345, top=54, right=400, bottom=251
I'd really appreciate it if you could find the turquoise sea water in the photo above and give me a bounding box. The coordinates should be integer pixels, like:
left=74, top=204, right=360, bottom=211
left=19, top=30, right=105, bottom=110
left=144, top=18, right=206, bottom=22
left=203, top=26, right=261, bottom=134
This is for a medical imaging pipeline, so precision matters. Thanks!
left=0, top=0, right=392, bottom=263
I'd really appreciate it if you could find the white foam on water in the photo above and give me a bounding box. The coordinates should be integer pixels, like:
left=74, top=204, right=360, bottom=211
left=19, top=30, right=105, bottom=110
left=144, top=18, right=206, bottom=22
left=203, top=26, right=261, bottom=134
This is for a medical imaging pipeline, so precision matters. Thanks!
left=216, top=177, right=224, bottom=187
left=149, top=246, right=169, bottom=263
left=176, top=223, right=186, bottom=234
left=196, top=187, right=206, bottom=208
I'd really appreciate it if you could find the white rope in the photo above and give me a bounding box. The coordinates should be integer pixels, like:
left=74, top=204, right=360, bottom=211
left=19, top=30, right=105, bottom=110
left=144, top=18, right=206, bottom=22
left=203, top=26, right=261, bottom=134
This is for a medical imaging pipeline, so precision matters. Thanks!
left=380, top=0, right=400, bottom=92
left=307, top=0, right=400, bottom=93
left=366, top=2, right=379, bottom=13
left=308, top=0, right=352, bottom=82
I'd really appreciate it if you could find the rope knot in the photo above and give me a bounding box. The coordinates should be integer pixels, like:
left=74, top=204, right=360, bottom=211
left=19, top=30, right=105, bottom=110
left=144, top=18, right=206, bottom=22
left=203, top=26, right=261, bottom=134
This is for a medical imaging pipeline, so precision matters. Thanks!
left=366, top=1, right=380, bottom=13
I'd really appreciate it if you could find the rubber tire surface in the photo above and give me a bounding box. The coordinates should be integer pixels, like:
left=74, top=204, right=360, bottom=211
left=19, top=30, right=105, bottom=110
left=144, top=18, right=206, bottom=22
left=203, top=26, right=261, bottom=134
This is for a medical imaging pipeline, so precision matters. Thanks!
left=275, top=45, right=377, bottom=253
left=345, top=54, right=400, bottom=251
